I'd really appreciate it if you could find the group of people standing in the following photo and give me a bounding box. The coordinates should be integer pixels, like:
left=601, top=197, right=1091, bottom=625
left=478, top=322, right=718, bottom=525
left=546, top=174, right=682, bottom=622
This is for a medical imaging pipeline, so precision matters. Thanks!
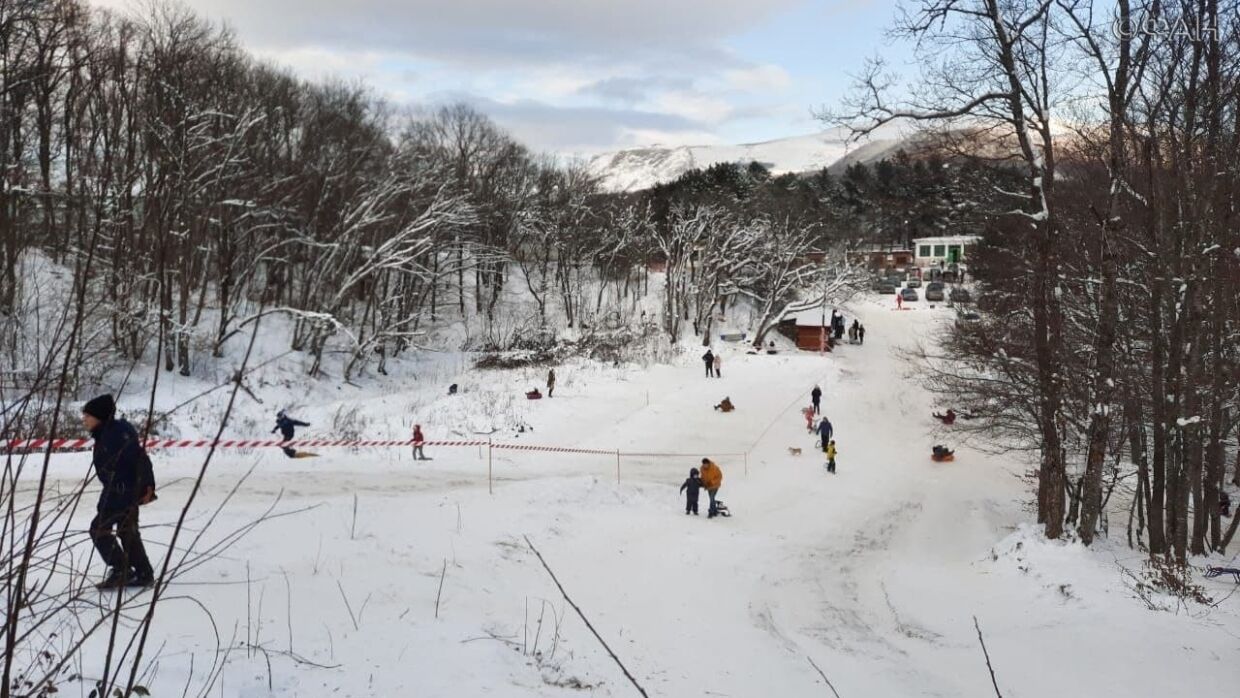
left=701, top=349, right=723, bottom=378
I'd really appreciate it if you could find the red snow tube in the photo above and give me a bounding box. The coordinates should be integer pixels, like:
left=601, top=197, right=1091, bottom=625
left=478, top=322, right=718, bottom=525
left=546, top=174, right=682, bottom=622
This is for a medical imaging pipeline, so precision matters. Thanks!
left=526, top=390, right=543, bottom=400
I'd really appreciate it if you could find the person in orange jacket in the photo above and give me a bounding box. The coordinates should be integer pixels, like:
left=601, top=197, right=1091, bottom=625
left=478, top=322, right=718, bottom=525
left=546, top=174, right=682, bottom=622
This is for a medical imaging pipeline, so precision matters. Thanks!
left=699, top=458, right=723, bottom=518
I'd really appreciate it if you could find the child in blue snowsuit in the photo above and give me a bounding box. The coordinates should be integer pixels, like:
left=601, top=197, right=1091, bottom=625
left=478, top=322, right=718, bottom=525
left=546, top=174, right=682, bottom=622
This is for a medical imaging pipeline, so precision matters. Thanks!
left=680, top=467, right=703, bottom=515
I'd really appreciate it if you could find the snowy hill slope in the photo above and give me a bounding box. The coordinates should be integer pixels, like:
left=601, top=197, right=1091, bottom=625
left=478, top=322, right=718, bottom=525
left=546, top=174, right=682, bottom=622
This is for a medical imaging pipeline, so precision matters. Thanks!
left=587, top=125, right=911, bottom=192
left=26, top=294, right=1238, bottom=696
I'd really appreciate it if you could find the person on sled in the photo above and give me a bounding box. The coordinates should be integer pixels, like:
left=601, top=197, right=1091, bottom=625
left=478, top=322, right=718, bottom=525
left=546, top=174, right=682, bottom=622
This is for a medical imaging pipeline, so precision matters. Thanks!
left=932, top=445, right=955, bottom=461
left=932, top=409, right=957, bottom=425
left=273, top=410, right=310, bottom=458
left=714, top=397, right=735, bottom=412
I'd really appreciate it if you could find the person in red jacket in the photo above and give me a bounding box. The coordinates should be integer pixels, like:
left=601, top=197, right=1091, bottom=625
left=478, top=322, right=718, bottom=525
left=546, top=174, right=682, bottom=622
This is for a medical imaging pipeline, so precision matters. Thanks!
left=412, top=424, right=428, bottom=460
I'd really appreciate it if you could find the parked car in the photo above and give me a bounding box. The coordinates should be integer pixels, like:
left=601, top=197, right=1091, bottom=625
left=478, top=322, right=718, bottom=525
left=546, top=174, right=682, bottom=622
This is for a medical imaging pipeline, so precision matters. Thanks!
left=942, top=270, right=958, bottom=283
left=950, top=287, right=972, bottom=303
left=900, top=287, right=919, bottom=302
left=878, top=282, right=897, bottom=294
left=870, top=277, right=888, bottom=291
left=925, top=282, right=945, bottom=301
left=906, top=277, right=922, bottom=288
left=959, top=310, right=981, bottom=322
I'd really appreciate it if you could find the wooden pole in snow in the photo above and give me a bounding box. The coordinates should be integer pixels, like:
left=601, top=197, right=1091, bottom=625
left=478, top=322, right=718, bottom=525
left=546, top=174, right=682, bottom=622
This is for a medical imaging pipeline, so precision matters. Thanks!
left=615, top=450, right=621, bottom=484
left=487, top=436, right=493, bottom=495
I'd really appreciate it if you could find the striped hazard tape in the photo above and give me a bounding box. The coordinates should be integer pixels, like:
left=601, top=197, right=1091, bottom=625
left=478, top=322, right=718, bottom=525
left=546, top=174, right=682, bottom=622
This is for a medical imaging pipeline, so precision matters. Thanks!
left=3, top=438, right=488, bottom=451
left=3, top=437, right=627, bottom=456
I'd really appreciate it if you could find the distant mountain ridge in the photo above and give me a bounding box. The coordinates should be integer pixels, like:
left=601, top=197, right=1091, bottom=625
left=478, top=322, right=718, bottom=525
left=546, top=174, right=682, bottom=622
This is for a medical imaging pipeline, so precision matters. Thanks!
left=586, top=125, right=911, bottom=192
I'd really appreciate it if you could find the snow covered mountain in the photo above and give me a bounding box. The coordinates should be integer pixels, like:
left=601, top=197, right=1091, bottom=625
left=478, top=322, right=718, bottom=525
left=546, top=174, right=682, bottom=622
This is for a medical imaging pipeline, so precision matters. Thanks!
left=586, top=125, right=910, bottom=192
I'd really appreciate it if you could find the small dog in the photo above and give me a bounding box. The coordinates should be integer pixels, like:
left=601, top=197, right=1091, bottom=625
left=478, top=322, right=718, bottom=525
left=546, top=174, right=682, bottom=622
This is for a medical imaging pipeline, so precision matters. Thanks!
left=787, top=446, right=802, bottom=456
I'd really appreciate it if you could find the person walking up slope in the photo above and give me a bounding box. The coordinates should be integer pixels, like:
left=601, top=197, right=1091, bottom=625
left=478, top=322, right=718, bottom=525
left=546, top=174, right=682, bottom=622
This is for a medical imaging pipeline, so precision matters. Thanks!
left=412, top=424, right=429, bottom=460
left=818, top=416, right=833, bottom=453
left=811, top=385, right=822, bottom=414
left=699, top=458, right=723, bottom=518
left=825, top=440, right=837, bottom=473
left=547, top=368, right=556, bottom=397
left=713, top=353, right=722, bottom=378
left=702, top=349, right=715, bottom=378
left=83, top=394, right=157, bottom=589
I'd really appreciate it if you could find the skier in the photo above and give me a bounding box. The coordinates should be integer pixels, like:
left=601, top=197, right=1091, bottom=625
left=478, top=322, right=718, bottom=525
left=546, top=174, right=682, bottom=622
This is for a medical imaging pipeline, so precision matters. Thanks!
left=412, top=424, right=428, bottom=460
left=699, top=458, right=723, bottom=518
left=83, top=394, right=156, bottom=589
left=817, top=416, right=834, bottom=453
left=547, top=368, right=556, bottom=398
left=273, top=410, right=310, bottom=458
left=811, top=385, right=822, bottom=415
left=702, top=349, right=715, bottom=378
left=680, top=467, right=702, bottom=515
left=713, top=354, right=722, bottom=378
left=825, top=439, right=837, bottom=474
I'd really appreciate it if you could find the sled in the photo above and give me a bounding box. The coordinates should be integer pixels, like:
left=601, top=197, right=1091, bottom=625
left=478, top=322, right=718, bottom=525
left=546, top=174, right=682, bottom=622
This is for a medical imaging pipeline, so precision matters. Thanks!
left=931, top=453, right=955, bottom=462
left=291, top=451, right=320, bottom=458
left=526, top=391, right=543, bottom=400
left=1205, top=567, right=1240, bottom=583
left=711, top=500, right=732, bottom=518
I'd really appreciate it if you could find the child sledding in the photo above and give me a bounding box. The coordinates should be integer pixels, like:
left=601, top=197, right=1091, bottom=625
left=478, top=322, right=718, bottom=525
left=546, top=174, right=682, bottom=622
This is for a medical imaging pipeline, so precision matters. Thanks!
left=931, top=445, right=955, bottom=462
left=714, top=397, right=735, bottom=412
left=272, top=410, right=315, bottom=458
left=932, top=409, right=957, bottom=425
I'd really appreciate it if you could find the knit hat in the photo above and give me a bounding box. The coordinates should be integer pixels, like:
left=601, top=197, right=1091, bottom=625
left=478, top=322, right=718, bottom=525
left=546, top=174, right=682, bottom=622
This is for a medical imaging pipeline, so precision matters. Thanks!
left=82, top=394, right=116, bottom=421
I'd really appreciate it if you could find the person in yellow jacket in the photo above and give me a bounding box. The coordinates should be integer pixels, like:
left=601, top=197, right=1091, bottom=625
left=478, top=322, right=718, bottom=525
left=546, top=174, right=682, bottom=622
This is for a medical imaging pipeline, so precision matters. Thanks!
left=699, top=458, right=723, bottom=517
left=825, top=440, right=837, bottom=474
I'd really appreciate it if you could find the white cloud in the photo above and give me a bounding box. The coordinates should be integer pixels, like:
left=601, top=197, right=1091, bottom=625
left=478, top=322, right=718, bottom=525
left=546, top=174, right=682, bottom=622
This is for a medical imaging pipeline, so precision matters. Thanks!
left=725, top=64, right=793, bottom=92
left=652, top=91, right=734, bottom=125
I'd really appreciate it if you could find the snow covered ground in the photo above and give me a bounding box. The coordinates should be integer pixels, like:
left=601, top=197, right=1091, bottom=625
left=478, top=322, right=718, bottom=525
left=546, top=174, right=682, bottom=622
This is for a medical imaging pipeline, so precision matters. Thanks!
left=33, top=295, right=1240, bottom=697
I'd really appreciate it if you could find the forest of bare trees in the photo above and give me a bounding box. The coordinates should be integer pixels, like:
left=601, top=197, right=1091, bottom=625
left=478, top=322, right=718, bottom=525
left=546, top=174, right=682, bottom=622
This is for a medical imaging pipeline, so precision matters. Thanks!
left=0, top=0, right=853, bottom=396
left=834, top=0, right=1240, bottom=558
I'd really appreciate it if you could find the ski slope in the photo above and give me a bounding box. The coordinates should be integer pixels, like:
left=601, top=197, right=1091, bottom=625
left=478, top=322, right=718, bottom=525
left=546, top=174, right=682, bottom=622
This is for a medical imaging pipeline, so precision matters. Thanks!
left=43, top=296, right=1240, bottom=696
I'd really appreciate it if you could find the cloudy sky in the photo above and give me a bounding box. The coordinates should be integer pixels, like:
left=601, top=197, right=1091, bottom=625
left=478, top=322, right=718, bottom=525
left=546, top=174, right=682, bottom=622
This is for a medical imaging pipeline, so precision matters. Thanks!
left=92, top=0, right=909, bottom=155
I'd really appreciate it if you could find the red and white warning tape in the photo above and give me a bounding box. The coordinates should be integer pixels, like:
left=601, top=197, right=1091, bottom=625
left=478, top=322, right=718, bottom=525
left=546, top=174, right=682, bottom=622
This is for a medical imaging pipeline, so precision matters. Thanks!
left=2, top=438, right=488, bottom=451
left=1, top=438, right=635, bottom=457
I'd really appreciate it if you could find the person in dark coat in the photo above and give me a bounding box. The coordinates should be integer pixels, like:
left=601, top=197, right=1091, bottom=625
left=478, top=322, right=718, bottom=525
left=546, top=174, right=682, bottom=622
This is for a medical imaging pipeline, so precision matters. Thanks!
left=83, top=394, right=156, bottom=589
left=811, top=385, right=822, bottom=415
left=857, top=324, right=866, bottom=345
left=702, top=349, right=715, bottom=378
left=679, top=467, right=702, bottom=515
left=272, top=410, right=310, bottom=458
left=547, top=368, right=556, bottom=397
left=818, top=416, right=833, bottom=453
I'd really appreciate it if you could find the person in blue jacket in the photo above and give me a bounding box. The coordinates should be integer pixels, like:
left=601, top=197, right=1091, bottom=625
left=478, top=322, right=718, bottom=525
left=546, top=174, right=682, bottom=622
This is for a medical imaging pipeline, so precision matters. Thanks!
left=273, top=410, right=310, bottom=458
left=818, top=416, right=834, bottom=454
left=83, top=394, right=156, bottom=589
